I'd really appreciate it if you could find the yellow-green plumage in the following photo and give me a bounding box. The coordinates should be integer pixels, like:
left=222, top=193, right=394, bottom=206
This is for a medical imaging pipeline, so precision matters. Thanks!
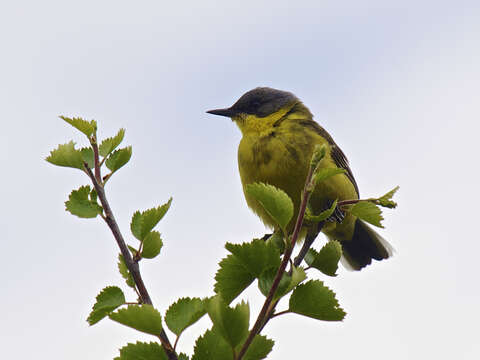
left=207, top=87, right=392, bottom=270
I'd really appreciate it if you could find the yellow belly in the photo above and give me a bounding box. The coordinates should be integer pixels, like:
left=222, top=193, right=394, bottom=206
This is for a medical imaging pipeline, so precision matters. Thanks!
left=237, top=121, right=358, bottom=241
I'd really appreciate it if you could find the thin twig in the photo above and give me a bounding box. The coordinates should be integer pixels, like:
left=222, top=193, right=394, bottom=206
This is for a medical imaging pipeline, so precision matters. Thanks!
left=258, top=220, right=325, bottom=335
left=337, top=199, right=359, bottom=207
left=236, top=166, right=316, bottom=360
left=270, top=309, right=290, bottom=318
left=84, top=164, right=178, bottom=360
left=173, top=335, right=180, bottom=352
left=91, top=139, right=102, bottom=183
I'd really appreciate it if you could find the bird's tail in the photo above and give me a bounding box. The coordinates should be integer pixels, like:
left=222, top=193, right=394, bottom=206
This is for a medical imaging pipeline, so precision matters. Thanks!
left=340, top=219, right=394, bottom=270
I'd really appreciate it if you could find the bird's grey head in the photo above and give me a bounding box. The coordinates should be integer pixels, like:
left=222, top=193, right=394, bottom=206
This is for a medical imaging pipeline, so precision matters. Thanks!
left=207, top=87, right=298, bottom=118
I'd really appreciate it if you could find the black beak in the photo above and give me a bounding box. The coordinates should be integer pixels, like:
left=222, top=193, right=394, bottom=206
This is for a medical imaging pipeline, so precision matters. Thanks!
left=206, top=107, right=237, bottom=117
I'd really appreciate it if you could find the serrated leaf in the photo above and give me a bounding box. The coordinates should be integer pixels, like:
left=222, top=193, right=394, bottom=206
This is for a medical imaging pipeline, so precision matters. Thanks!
left=214, top=254, right=255, bottom=304
left=225, top=239, right=281, bottom=278
left=310, top=144, right=327, bottom=169
left=242, top=335, right=274, bottom=360
left=245, top=183, right=293, bottom=230
left=118, top=254, right=135, bottom=289
left=115, top=341, right=167, bottom=360
left=87, top=286, right=125, bottom=325
left=130, top=211, right=143, bottom=240
left=65, top=185, right=103, bottom=218
left=265, top=232, right=285, bottom=253
left=165, top=297, right=207, bottom=336
left=99, top=128, right=125, bottom=157
left=60, top=116, right=96, bottom=137
left=258, top=266, right=306, bottom=300
left=80, top=147, right=94, bottom=169
left=139, top=200, right=171, bottom=238
left=46, top=141, right=84, bottom=170
left=207, top=297, right=249, bottom=349
left=142, top=231, right=163, bottom=259
left=314, top=167, right=345, bottom=184
left=130, top=198, right=172, bottom=241
left=305, top=199, right=338, bottom=223
left=305, top=241, right=342, bottom=276
left=376, top=186, right=399, bottom=208
left=106, top=146, right=132, bottom=173
left=289, top=280, right=346, bottom=321
left=89, top=188, right=98, bottom=202
left=192, top=329, right=233, bottom=360
left=350, top=201, right=384, bottom=228
left=109, top=304, right=163, bottom=336
left=127, top=245, right=138, bottom=256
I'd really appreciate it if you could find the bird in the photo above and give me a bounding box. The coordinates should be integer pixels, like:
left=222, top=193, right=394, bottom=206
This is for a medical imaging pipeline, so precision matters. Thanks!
left=207, top=87, right=393, bottom=270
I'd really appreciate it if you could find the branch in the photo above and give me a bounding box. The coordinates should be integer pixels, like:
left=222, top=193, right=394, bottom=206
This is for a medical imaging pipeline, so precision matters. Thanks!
left=236, top=166, right=316, bottom=360
left=91, top=138, right=102, bottom=183
left=270, top=309, right=290, bottom=318
left=337, top=199, right=360, bottom=207
left=84, top=164, right=178, bottom=360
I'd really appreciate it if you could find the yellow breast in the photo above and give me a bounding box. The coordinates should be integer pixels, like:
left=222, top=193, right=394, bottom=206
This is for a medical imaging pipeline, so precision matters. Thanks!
left=235, top=106, right=358, bottom=238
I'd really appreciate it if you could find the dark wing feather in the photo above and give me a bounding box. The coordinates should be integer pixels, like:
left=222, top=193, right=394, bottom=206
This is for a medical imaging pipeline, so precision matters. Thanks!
left=299, top=120, right=359, bottom=196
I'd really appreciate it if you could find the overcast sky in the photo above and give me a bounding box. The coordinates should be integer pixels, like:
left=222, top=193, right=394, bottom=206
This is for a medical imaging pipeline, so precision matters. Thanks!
left=1, top=1, right=479, bottom=359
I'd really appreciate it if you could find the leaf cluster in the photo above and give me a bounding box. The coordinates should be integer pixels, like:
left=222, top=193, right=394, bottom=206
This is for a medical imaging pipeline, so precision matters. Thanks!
left=47, top=117, right=399, bottom=360
left=342, top=186, right=400, bottom=228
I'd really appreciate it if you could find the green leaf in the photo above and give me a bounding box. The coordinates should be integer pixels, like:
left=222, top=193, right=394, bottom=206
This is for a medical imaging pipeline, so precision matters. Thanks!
left=350, top=201, right=384, bottom=228
left=60, top=116, right=97, bottom=137
left=376, top=186, right=399, bottom=208
left=305, top=241, right=342, bottom=276
left=314, top=167, right=345, bottom=184
left=214, top=254, right=255, bottom=304
left=89, top=188, right=98, bottom=202
left=305, top=199, right=338, bottom=223
left=242, top=335, right=274, bottom=360
left=65, top=185, right=103, bottom=218
left=127, top=245, right=138, bottom=256
left=130, top=198, right=172, bottom=241
left=265, top=232, right=285, bottom=253
left=109, top=304, right=163, bottom=336
left=80, top=147, right=94, bottom=169
left=142, top=231, right=163, bottom=259
left=99, top=128, right=125, bottom=157
left=207, top=296, right=249, bottom=349
left=310, top=144, right=327, bottom=170
left=115, top=341, right=167, bottom=360
left=178, top=354, right=189, bottom=360
left=165, top=297, right=207, bottom=336
left=192, top=329, right=233, bottom=360
left=130, top=211, right=143, bottom=240
left=106, top=146, right=132, bottom=173
left=258, top=266, right=306, bottom=301
left=87, top=286, right=125, bottom=325
left=245, top=183, right=293, bottom=230
left=289, top=280, right=346, bottom=321
left=46, top=141, right=84, bottom=170
left=118, top=254, right=135, bottom=289
left=225, top=239, right=281, bottom=278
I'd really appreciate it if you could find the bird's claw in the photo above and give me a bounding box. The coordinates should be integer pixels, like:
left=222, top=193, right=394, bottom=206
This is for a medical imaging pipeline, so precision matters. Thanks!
left=327, top=205, right=345, bottom=223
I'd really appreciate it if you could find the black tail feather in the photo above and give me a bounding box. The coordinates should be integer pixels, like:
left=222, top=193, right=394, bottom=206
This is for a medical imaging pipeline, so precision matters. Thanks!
left=341, top=219, right=393, bottom=270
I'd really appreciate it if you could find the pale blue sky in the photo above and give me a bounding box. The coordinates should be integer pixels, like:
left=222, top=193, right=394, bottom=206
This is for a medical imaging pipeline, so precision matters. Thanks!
left=1, top=1, right=479, bottom=359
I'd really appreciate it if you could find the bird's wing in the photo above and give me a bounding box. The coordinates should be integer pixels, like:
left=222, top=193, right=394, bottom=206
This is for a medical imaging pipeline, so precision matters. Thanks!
left=299, top=120, right=360, bottom=196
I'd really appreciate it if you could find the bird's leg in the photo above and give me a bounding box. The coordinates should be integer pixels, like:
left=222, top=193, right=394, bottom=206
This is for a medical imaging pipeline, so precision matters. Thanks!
left=260, top=233, right=273, bottom=241
left=293, top=221, right=325, bottom=267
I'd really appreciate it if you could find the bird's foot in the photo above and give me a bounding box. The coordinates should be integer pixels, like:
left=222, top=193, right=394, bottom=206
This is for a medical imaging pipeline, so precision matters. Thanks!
left=327, top=205, right=345, bottom=223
